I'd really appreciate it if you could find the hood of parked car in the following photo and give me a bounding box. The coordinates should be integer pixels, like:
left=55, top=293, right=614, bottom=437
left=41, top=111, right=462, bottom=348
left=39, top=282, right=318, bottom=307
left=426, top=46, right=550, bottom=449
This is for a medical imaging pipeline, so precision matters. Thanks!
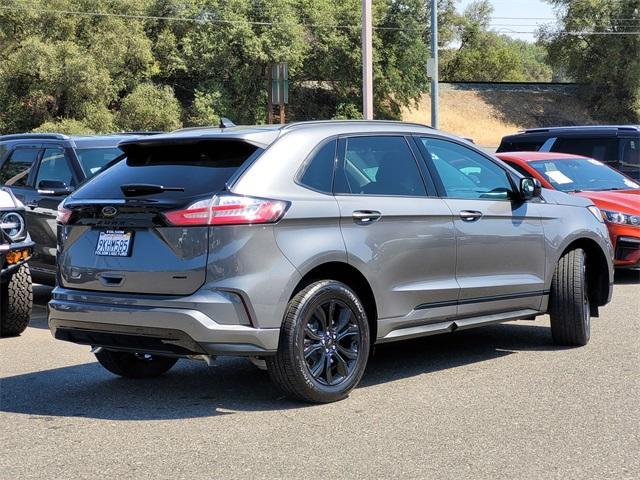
left=574, top=190, right=640, bottom=214
left=541, top=188, right=593, bottom=207
left=0, top=187, right=24, bottom=210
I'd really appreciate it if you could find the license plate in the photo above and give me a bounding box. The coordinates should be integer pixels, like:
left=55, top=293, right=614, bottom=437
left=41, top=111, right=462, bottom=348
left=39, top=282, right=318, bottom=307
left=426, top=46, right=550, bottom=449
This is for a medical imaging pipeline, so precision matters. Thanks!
left=95, top=230, right=133, bottom=257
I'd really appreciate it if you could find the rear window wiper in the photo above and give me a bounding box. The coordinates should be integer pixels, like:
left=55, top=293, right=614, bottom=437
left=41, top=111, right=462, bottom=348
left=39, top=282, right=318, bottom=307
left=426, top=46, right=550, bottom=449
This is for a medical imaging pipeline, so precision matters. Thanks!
left=120, top=184, right=185, bottom=196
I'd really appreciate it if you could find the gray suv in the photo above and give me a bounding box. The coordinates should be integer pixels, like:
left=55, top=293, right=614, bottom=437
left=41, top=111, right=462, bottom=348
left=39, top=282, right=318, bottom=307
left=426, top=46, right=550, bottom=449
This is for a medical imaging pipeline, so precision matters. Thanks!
left=49, top=121, right=614, bottom=403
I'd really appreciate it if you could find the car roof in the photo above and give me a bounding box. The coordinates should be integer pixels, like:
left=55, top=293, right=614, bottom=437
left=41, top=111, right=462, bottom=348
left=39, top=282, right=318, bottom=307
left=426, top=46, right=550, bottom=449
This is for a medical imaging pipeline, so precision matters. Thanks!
left=117, top=120, right=447, bottom=150
left=0, top=132, right=160, bottom=149
left=496, top=151, right=590, bottom=162
left=504, top=125, right=640, bottom=139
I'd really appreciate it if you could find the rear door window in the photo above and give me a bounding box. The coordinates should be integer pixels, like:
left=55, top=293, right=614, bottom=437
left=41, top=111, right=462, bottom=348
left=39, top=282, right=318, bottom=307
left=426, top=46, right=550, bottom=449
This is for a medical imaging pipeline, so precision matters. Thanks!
left=334, top=136, right=427, bottom=196
left=551, top=137, right=618, bottom=162
left=0, top=148, right=39, bottom=187
left=497, top=139, right=546, bottom=152
left=73, top=140, right=262, bottom=202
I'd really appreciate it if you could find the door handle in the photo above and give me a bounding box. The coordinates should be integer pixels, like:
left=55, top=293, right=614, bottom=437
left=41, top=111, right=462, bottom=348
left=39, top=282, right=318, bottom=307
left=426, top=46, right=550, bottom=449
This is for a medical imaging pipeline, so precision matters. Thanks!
left=352, top=210, right=382, bottom=224
left=459, top=210, right=483, bottom=222
left=26, top=203, right=38, bottom=210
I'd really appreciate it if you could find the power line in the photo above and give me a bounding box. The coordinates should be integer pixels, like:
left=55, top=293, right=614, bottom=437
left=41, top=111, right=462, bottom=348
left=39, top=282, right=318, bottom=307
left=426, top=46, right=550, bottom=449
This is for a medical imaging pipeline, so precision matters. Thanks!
left=0, top=4, right=638, bottom=36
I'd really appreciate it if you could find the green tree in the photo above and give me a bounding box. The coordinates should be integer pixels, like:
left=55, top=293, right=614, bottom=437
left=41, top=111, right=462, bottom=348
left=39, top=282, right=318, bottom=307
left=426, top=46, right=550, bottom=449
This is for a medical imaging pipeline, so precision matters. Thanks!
left=441, top=0, right=552, bottom=82
left=32, top=118, right=95, bottom=135
left=117, top=84, right=183, bottom=131
left=0, top=0, right=157, bottom=133
left=542, top=0, right=640, bottom=121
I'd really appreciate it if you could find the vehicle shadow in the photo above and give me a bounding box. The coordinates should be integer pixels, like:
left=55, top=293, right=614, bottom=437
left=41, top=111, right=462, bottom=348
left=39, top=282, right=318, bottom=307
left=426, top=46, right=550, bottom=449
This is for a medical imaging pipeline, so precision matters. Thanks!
left=26, top=285, right=53, bottom=330
left=1, top=322, right=560, bottom=420
left=615, top=269, right=640, bottom=285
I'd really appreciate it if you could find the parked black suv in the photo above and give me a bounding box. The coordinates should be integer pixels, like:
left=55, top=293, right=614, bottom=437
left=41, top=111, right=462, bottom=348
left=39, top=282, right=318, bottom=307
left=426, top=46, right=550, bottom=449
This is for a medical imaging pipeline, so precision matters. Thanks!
left=1, top=187, right=33, bottom=336
left=497, top=126, right=640, bottom=180
left=0, top=132, right=159, bottom=285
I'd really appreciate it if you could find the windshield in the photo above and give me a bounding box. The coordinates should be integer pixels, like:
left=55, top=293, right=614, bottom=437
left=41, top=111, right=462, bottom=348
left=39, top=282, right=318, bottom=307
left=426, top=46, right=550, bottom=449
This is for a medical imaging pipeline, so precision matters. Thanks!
left=529, top=158, right=640, bottom=192
left=75, top=147, right=124, bottom=178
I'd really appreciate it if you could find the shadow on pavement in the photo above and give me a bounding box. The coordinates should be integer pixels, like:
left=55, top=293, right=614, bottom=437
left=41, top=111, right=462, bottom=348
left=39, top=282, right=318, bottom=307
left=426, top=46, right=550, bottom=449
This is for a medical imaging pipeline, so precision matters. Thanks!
left=1, top=321, right=560, bottom=420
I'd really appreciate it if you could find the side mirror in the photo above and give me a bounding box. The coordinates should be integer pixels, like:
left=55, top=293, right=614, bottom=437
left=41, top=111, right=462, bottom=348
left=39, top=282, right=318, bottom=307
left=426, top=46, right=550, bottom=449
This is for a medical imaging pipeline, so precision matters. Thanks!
left=520, top=177, right=542, bottom=200
left=37, top=180, right=74, bottom=197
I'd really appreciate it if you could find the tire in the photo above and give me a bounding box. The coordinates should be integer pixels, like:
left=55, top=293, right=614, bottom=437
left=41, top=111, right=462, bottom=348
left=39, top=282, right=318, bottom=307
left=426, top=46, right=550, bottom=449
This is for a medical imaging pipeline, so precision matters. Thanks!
left=549, top=248, right=590, bottom=346
left=267, top=280, right=370, bottom=403
left=0, top=264, right=33, bottom=337
left=95, top=349, right=178, bottom=378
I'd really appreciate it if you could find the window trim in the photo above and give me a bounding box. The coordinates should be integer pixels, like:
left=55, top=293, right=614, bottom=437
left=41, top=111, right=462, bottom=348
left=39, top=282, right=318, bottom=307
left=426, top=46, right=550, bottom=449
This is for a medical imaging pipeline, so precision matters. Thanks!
left=332, top=133, right=436, bottom=198
left=415, top=135, right=519, bottom=202
left=294, top=136, right=339, bottom=196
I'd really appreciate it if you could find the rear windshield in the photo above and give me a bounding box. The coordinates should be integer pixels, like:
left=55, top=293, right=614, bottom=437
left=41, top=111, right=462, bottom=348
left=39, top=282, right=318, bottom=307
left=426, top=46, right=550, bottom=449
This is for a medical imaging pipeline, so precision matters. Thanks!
left=496, top=139, right=546, bottom=153
left=73, top=140, right=262, bottom=201
left=76, top=147, right=124, bottom=178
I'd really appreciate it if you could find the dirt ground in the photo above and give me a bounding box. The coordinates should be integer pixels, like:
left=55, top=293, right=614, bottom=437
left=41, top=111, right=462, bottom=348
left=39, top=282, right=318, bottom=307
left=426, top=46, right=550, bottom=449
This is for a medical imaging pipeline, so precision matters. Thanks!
left=403, top=89, right=599, bottom=147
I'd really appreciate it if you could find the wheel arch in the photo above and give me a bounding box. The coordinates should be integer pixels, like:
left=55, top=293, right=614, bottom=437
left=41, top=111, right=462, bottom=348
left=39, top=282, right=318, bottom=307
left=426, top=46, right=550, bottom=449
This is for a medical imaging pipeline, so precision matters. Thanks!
left=291, top=262, right=378, bottom=341
left=558, top=238, right=612, bottom=310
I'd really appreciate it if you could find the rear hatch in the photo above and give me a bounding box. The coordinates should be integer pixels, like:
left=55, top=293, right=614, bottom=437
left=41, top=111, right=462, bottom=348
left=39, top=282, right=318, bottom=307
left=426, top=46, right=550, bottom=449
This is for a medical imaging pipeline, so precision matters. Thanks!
left=59, top=139, right=262, bottom=295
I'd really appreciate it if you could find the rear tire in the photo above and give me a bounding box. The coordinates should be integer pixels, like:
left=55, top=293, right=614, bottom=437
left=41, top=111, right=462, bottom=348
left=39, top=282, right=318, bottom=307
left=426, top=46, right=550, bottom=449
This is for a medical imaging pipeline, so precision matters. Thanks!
left=267, top=280, right=370, bottom=403
left=549, top=248, right=590, bottom=346
left=0, top=264, right=33, bottom=337
left=95, top=350, right=178, bottom=378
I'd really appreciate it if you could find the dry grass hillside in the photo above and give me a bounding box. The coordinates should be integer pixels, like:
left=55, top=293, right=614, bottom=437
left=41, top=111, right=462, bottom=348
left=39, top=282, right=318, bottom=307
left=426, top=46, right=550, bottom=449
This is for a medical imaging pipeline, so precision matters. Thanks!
left=402, top=87, right=600, bottom=148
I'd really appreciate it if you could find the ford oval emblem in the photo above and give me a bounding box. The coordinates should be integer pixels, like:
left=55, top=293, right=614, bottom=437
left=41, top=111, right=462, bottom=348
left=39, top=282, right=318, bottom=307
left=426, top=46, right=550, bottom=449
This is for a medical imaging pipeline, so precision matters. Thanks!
left=101, top=206, right=118, bottom=217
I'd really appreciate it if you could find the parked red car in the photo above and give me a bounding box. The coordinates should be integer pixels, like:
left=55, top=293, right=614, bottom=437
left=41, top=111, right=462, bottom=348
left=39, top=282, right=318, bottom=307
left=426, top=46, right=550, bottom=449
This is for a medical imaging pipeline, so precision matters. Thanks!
left=497, top=152, right=640, bottom=268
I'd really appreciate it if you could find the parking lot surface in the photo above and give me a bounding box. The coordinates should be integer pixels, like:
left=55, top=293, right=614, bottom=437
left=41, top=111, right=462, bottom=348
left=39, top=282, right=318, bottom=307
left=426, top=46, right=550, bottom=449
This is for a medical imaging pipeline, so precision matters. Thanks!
left=1, top=272, right=639, bottom=479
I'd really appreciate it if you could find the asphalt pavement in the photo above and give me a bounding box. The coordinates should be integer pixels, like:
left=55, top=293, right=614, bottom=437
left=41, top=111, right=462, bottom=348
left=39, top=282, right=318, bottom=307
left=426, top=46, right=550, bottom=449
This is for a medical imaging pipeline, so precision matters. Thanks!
left=1, top=271, right=639, bottom=479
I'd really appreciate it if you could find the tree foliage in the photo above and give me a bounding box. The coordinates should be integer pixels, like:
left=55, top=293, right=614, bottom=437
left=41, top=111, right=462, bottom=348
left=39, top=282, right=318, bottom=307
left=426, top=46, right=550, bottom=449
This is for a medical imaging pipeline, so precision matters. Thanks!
left=441, top=0, right=552, bottom=82
left=542, top=0, right=640, bottom=121
left=0, top=0, right=558, bottom=133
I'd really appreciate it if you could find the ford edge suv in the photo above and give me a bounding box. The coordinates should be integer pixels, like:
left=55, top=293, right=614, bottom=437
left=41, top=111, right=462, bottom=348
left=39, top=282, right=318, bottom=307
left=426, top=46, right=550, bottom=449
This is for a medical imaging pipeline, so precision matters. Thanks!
left=49, top=121, right=614, bottom=403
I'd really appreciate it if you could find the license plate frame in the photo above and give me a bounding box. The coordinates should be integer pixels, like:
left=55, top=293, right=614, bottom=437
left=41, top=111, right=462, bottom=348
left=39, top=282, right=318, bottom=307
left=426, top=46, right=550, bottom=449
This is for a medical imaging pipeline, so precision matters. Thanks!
left=95, top=230, right=134, bottom=257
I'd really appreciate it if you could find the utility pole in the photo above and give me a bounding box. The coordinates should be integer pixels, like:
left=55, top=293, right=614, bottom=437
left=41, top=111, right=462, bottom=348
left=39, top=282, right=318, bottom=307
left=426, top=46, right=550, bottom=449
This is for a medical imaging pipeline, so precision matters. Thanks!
left=429, top=0, right=439, bottom=129
left=362, top=0, right=373, bottom=120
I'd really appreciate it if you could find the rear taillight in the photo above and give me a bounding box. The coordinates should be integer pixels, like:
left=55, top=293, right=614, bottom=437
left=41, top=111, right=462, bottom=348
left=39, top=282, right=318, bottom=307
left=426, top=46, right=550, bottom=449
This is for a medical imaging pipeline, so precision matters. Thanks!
left=163, top=194, right=289, bottom=226
left=56, top=204, right=73, bottom=224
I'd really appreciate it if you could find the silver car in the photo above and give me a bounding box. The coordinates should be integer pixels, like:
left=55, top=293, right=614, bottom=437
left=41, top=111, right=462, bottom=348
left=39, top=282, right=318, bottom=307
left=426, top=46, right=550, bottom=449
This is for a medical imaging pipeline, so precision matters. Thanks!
left=49, top=121, right=614, bottom=403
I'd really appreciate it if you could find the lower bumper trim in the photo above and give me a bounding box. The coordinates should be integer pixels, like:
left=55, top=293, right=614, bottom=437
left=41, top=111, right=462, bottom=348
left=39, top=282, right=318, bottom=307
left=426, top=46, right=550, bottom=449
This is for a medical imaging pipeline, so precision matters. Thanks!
left=50, top=319, right=276, bottom=357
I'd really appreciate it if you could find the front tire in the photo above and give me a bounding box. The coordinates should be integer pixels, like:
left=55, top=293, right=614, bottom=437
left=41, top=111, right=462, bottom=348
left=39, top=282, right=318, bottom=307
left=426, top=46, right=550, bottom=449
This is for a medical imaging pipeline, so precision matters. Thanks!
left=95, top=350, right=178, bottom=378
left=267, top=280, right=370, bottom=403
left=549, top=248, right=590, bottom=346
left=0, top=264, right=33, bottom=337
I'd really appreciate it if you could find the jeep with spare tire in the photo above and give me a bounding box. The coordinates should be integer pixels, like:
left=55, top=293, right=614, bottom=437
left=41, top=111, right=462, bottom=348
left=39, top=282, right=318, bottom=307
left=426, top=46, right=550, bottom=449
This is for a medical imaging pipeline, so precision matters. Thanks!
left=1, top=187, right=33, bottom=337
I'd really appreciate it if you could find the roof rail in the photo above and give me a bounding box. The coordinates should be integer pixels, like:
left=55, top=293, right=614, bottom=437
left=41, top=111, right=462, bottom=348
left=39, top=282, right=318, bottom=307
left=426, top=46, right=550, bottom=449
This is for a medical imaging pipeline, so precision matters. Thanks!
left=280, top=119, right=434, bottom=131
left=115, top=131, right=164, bottom=136
left=522, top=125, right=640, bottom=133
left=0, top=133, right=69, bottom=141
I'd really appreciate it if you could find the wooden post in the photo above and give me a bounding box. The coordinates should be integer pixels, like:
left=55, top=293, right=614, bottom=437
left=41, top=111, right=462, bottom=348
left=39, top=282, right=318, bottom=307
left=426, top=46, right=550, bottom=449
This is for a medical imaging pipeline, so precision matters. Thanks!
left=267, top=65, right=273, bottom=124
left=362, top=0, right=373, bottom=119
left=279, top=63, right=286, bottom=124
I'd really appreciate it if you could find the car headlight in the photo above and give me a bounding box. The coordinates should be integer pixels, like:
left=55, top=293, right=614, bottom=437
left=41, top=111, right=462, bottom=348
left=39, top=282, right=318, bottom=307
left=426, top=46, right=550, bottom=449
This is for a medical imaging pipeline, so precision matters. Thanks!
left=0, top=211, right=26, bottom=241
left=601, top=209, right=640, bottom=226
left=587, top=205, right=605, bottom=223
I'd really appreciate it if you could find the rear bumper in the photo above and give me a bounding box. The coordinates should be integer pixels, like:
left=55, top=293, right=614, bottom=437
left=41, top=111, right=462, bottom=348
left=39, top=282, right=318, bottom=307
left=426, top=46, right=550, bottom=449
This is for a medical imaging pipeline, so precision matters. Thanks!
left=48, top=287, right=280, bottom=356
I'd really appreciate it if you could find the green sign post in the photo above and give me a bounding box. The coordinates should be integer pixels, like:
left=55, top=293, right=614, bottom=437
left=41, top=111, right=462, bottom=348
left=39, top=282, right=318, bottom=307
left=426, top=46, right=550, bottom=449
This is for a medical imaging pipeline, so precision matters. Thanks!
left=268, top=62, right=288, bottom=124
